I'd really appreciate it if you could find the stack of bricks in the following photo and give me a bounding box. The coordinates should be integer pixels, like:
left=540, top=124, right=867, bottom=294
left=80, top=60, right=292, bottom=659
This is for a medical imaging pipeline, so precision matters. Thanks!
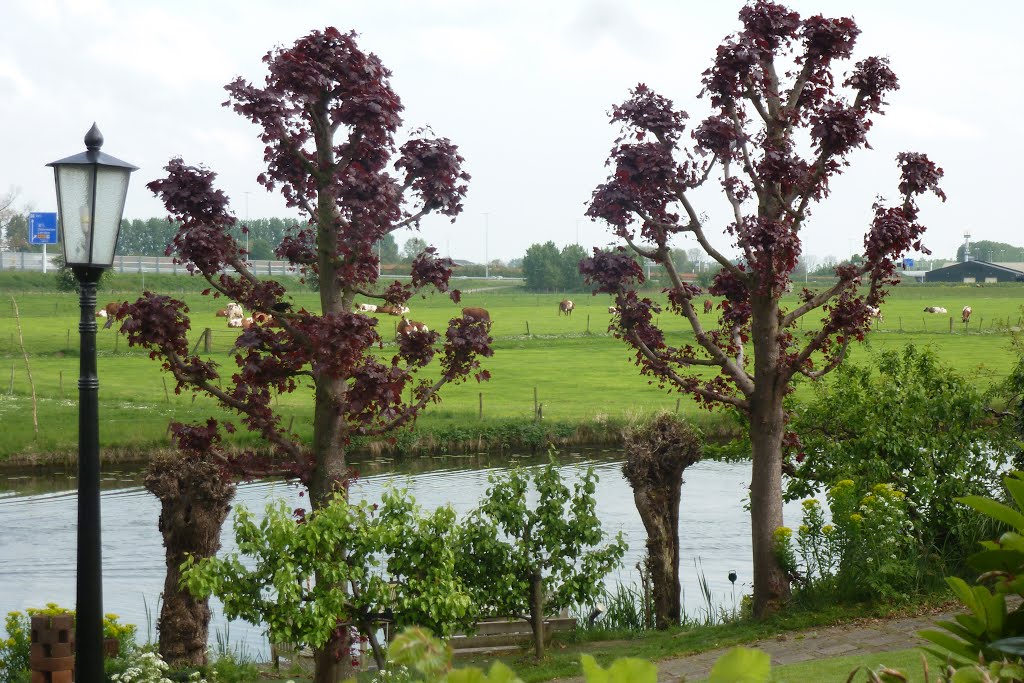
left=30, top=614, right=75, bottom=683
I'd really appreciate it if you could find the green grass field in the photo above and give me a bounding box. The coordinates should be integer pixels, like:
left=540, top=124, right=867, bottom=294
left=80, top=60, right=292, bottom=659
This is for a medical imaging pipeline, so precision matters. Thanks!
left=0, top=274, right=1021, bottom=461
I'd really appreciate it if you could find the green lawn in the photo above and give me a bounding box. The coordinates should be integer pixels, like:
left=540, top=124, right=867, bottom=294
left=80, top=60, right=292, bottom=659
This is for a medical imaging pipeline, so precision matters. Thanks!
left=1, top=278, right=1021, bottom=460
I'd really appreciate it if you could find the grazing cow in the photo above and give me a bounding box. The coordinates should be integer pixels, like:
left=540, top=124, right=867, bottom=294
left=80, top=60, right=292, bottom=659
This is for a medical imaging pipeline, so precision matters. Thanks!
left=462, top=307, right=491, bottom=324
left=357, top=303, right=378, bottom=313
left=962, top=306, right=972, bottom=323
left=397, top=316, right=429, bottom=336
left=923, top=306, right=948, bottom=314
left=559, top=299, right=575, bottom=316
left=703, top=299, right=713, bottom=314
left=866, top=305, right=883, bottom=323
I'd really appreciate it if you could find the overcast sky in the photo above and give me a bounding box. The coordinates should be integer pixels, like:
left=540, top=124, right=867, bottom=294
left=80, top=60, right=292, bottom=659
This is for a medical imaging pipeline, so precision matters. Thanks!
left=2, top=0, right=1020, bottom=265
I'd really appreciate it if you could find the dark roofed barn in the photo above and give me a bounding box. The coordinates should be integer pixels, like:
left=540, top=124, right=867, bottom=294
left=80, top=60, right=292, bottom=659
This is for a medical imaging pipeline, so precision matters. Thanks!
left=925, top=260, right=1024, bottom=284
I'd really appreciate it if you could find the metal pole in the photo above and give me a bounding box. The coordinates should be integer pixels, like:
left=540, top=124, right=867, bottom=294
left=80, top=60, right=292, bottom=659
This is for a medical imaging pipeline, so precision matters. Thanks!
left=244, top=191, right=251, bottom=259
left=73, top=265, right=105, bottom=683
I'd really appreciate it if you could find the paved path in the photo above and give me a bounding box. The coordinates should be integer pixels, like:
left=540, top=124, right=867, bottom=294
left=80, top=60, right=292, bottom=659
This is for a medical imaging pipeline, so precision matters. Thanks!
left=558, top=605, right=961, bottom=682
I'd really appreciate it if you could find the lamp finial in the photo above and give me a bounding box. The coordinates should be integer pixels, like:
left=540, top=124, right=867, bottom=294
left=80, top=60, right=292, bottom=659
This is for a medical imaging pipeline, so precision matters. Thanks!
left=84, top=123, right=103, bottom=151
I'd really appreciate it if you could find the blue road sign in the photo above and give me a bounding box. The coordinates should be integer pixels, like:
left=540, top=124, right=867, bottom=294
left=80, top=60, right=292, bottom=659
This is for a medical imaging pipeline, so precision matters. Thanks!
left=29, top=212, right=58, bottom=245
left=903, top=258, right=915, bottom=268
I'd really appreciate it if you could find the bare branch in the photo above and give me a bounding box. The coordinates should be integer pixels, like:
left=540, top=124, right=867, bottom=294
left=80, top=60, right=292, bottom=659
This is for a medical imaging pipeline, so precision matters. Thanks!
left=629, top=331, right=750, bottom=407
left=795, top=337, right=850, bottom=380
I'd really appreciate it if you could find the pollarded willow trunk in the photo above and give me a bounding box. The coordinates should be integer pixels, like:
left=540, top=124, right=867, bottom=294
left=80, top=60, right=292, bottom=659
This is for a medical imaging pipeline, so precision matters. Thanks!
left=144, top=454, right=236, bottom=667
left=622, top=414, right=703, bottom=629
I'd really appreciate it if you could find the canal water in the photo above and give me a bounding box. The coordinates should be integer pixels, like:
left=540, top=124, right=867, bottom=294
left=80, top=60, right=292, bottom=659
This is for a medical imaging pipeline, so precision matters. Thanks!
left=0, top=450, right=807, bottom=657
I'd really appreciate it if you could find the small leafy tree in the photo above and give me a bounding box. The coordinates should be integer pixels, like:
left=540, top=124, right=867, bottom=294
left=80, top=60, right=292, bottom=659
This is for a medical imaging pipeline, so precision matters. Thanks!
left=581, top=0, right=945, bottom=615
left=181, top=487, right=475, bottom=671
left=456, top=456, right=627, bottom=660
left=116, top=28, right=492, bottom=683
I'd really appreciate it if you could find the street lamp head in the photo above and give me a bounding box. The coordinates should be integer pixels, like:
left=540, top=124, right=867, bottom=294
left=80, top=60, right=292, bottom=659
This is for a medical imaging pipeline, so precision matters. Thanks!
left=47, top=123, right=138, bottom=269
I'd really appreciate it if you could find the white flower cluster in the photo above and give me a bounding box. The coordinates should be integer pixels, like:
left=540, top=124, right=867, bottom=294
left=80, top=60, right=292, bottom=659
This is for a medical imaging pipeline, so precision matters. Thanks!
left=110, top=651, right=213, bottom=683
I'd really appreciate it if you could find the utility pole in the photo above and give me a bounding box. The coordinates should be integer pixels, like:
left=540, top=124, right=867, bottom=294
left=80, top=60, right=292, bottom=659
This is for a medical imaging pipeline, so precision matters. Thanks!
left=483, top=212, right=489, bottom=279
left=243, top=191, right=251, bottom=260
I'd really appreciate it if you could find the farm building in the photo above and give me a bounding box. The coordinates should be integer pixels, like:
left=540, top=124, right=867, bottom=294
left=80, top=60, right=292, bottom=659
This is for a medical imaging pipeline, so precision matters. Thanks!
left=924, top=260, right=1024, bottom=284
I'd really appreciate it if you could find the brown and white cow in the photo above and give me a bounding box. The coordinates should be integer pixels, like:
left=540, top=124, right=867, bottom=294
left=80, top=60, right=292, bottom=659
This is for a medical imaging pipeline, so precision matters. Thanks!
left=397, top=316, right=429, bottom=336
left=962, top=306, right=972, bottom=323
left=558, top=299, right=574, bottom=316
left=923, top=306, right=948, bottom=314
left=703, top=299, right=714, bottom=314
left=867, top=305, right=883, bottom=323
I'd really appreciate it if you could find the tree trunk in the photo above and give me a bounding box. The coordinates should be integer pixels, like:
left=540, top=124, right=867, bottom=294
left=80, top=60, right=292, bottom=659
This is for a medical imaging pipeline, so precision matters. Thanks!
left=622, top=414, right=702, bottom=629
left=144, top=454, right=236, bottom=668
left=529, top=568, right=545, bottom=661
left=630, top=484, right=681, bottom=628
left=748, top=294, right=791, bottom=618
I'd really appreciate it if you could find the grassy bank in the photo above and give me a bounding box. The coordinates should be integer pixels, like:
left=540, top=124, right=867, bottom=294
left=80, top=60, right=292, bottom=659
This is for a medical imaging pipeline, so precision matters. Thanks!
left=1, top=272, right=1021, bottom=466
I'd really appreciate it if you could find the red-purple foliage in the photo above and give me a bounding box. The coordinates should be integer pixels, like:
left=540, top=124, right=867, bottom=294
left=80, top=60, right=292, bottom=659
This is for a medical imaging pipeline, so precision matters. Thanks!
left=581, top=0, right=946, bottom=616
left=117, top=28, right=491, bottom=499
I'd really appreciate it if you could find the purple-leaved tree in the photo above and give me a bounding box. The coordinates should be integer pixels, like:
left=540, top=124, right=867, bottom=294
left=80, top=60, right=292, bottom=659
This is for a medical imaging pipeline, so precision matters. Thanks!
left=582, top=1, right=944, bottom=617
left=115, top=28, right=492, bottom=682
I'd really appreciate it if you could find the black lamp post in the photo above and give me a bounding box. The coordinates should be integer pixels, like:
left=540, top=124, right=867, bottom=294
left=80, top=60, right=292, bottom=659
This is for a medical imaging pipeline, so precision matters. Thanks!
left=47, top=123, right=137, bottom=683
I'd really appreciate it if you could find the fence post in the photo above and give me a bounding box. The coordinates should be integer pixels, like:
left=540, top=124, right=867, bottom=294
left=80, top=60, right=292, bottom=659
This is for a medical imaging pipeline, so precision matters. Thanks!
left=479, top=392, right=483, bottom=419
left=949, top=317, right=953, bottom=334
left=155, top=256, right=160, bottom=274
left=119, top=254, right=124, bottom=272
left=138, top=255, right=143, bottom=273
left=163, top=376, right=170, bottom=403
left=533, top=387, right=538, bottom=421
left=526, top=320, right=530, bottom=336
left=586, top=314, right=590, bottom=334
left=204, top=328, right=212, bottom=354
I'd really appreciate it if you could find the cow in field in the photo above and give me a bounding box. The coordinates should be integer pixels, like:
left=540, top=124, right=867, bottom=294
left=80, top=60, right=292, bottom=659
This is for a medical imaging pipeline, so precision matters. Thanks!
left=357, top=303, right=378, bottom=313
left=225, top=302, right=244, bottom=320
left=559, top=299, right=575, bottom=316
left=607, top=306, right=618, bottom=315
left=962, top=306, right=972, bottom=323
left=240, top=317, right=255, bottom=330
left=96, top=301, right=120, bottom=329
left=227, top=317, right=243, bottom=328
left=252, top=312, right=271, bottom=325
left=703, top=299, right=713, bottom=314
left=397, top=316, right=429, bottom=336
left=215, top=307, right=228, bottom=317
left=923, top=306, right=948, bottom=314
left=378, top=304, right=410, bottom=316
left=462, top=307, right=490, bottom=324
left=866, top=305, right=883, bottom=323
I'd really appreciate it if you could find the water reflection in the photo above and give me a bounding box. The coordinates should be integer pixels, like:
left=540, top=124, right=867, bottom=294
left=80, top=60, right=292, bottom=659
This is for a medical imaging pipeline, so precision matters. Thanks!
left=0, top=450, right=804, bottom=656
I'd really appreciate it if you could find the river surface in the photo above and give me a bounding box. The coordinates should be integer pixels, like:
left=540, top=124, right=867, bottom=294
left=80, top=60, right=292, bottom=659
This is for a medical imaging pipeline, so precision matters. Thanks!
left=0, top=450, right=807, bottom=657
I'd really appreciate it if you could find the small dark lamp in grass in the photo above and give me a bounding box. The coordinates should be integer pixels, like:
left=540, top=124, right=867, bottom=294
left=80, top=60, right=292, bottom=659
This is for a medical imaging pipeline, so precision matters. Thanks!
left=47, top=123, right=137, bottom=683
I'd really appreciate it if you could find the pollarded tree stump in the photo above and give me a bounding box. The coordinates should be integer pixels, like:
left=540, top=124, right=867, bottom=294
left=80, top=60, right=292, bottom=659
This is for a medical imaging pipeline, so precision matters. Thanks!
left=30, top=614, right=75, bottom=683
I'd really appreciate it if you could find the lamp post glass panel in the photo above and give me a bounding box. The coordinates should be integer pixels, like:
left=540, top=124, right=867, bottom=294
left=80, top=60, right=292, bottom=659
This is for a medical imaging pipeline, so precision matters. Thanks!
left=47, top=123, right=136, bottom=682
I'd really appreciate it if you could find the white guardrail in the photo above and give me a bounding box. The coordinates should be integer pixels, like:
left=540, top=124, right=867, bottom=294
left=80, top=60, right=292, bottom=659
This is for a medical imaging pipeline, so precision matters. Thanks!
left=0, top=251, right=296, bottom=276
